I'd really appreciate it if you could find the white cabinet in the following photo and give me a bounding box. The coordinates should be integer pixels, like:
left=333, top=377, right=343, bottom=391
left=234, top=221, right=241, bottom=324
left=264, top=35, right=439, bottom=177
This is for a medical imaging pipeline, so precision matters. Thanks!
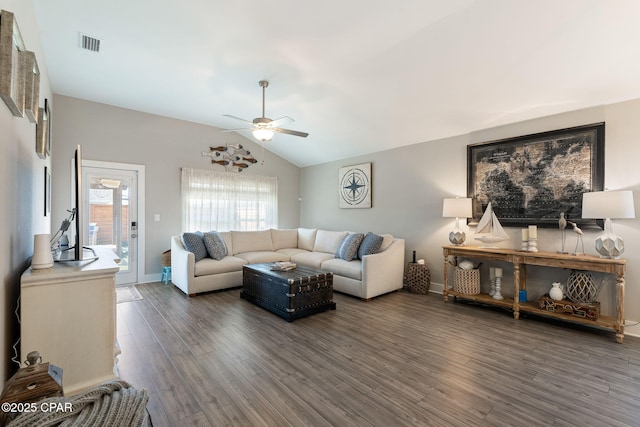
left=20, top=248, right=120, bottom=395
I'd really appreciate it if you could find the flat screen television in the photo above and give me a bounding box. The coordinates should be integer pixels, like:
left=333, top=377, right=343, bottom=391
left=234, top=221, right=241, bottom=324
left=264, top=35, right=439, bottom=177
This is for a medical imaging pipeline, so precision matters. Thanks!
left=55, top=145, right=98, bottom=262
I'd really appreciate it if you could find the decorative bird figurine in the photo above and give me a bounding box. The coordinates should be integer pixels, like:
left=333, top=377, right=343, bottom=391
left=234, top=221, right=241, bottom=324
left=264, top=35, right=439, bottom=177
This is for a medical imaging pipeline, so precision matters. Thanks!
left=558, top=212, right=568, bottom=253
left=568, top=221, right=584, bottom=255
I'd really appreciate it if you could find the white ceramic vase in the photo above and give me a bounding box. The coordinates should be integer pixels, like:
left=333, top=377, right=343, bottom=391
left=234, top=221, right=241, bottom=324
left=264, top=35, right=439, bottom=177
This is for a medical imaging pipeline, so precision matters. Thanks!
left=549, top=282, right=564, bottom=301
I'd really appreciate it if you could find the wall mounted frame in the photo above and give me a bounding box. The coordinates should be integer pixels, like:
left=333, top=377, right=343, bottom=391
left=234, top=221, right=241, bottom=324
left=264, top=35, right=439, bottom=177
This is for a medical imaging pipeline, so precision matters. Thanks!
left=339, top=162, right=372, bottom=208
left=0, top=10, right=27, bottom=117
left=35, top=99, right=49, bottom=159
left=21, top=50, right=39, bottom=123
left=467, top=123, right=605, bottom=229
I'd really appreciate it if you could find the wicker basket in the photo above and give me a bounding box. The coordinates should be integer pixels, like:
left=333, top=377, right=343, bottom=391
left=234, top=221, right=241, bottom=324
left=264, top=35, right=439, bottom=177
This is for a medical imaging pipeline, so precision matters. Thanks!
left=406, top=263, right=430, bottom=294
left=454, top=268, right=480, bottom=295
left=161, top=250, right=171, bottom=267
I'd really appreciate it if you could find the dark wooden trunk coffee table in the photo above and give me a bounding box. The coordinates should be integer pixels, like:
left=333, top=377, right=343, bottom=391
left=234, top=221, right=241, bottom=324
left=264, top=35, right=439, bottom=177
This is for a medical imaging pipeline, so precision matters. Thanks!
left=241, top=263, right=336, bottom=321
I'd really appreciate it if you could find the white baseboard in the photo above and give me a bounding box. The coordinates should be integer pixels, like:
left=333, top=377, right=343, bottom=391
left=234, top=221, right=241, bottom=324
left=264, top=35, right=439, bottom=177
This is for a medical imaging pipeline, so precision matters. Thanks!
left=624, top=322, right=640, bottom=338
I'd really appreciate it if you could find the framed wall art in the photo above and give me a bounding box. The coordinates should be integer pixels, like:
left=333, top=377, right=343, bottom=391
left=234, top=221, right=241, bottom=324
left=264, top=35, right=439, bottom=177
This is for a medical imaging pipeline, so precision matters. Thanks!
left=44, top=98, right=51, bottom=156
left=339, top=162, right=372, bottom=208
left=467, top=123, right=604, bottom=229
left=0, top=10, right=27, bottom=117
left=21, top=50, right=39, bottom=123
left=44, top=166, right=51, bottom=216
left=35, top=99, right=49, bottom=159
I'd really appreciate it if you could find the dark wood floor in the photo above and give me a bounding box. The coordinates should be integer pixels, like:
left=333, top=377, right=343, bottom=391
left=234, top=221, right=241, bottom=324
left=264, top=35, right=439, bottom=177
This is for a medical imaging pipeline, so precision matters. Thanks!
left=116, top=283, right=640, bottom=427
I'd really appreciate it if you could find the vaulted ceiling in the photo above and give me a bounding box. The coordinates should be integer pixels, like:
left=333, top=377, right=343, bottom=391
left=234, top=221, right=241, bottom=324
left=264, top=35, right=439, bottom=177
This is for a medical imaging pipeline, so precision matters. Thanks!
left=32, top=0, right=640, bottom=167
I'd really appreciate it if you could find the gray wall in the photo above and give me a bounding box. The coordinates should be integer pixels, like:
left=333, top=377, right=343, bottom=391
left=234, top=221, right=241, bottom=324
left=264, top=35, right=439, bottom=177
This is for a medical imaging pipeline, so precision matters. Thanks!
left=0, top=0, right=53, bottom=383
left=300, top=101, right=640, bottom=330
left=51, top=96, right=301, bottom=281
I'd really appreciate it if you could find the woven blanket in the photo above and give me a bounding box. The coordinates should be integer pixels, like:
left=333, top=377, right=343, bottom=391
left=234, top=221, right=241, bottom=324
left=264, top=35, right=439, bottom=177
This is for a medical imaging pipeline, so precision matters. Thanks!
left=8, top=380, right=150, bottom=427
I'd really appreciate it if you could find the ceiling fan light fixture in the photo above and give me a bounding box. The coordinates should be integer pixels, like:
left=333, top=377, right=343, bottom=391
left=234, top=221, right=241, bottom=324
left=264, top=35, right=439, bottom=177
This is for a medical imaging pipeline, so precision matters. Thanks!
left=253, top=128, right=274, bottom=142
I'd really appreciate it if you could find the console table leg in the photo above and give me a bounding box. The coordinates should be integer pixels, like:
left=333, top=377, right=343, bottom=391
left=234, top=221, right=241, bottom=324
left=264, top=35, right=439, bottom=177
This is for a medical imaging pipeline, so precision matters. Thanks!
left=616, top=274, right=625, bottom=343
left=443, top=254, right=449, bottom=302
left=513, top=264, right=521, bottom=319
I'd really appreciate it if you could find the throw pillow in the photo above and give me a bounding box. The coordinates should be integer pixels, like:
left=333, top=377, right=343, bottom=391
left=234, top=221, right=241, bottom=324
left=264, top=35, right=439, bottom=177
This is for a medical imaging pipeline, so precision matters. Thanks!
left=335, top=233, right=364, bottom=261
left=203, top=231, right=228, bottom=260
left=358, top=232, right=384, bottom=259
left=379, top=234, right=394, bottom=252
left=181, top=231, right=208, bottom=262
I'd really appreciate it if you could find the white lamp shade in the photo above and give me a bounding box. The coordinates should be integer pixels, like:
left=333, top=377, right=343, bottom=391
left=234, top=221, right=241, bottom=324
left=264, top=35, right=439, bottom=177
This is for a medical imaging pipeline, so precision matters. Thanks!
left=443, top=197, right=472, bottom=218
left=582, top=191, right=635, bottom=219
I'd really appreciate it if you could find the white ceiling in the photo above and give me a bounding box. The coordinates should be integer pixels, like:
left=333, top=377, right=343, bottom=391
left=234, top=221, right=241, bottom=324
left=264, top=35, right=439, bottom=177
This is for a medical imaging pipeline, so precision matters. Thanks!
left=32, top=0, right=640, bottom=167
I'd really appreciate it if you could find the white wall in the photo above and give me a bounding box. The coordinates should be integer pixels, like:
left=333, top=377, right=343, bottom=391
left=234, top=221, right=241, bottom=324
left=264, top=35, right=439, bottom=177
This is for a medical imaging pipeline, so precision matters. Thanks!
left=0, top=0, right=52, bottom=383
left=300, top=100, right=640, bottom=332
left=50, top=96, right=301, bottom=281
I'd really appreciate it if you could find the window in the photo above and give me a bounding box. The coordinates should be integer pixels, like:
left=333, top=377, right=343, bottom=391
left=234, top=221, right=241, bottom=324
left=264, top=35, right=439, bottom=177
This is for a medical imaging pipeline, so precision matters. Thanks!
left=181, top=168, right=278, bottom=232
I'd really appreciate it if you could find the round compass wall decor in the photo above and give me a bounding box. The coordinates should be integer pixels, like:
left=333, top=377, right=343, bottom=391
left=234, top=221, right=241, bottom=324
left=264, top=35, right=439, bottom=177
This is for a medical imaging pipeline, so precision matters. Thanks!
left=338, top=163, right=372, bottom=208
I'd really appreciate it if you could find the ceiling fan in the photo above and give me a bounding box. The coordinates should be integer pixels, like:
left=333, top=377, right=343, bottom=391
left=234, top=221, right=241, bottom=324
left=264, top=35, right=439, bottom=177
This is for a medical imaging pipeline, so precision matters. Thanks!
left=223, top=80, right=309, bottom=142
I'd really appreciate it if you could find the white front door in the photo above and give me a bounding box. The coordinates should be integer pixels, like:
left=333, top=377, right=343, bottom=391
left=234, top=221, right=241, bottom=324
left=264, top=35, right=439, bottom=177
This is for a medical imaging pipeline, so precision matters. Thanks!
left=82, top=162, right=143, bottom=285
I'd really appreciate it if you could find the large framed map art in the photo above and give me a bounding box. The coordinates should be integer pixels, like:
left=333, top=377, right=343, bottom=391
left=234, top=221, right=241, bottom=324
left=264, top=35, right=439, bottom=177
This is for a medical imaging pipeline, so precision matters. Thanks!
left=467, top=123, right=605, bottom=229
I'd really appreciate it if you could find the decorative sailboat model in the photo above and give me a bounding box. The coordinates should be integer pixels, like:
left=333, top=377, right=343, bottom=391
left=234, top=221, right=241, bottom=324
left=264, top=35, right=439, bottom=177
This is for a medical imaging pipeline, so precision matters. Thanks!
left=474, top=202, right=509, bottom=246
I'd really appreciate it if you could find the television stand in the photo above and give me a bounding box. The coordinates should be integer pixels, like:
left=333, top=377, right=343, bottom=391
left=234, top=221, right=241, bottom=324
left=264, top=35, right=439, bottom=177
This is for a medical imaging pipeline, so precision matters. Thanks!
left=21, top=247, right=120, bottom=394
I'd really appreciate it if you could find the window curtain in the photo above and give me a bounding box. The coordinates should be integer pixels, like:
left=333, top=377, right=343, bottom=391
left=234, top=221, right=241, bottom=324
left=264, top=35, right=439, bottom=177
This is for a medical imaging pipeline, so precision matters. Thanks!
left=181, top=168, right=278, bottom=232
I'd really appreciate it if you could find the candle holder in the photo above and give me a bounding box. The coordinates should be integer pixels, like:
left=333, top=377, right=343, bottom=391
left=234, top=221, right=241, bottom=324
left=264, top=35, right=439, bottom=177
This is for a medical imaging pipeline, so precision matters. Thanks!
left=489, top=267, right=496, bottom=296
left=493, top=268, right=504, bottom=300
left=521, top=239, right=529, bottom=251
left=527, top=238, right=538, bottom=252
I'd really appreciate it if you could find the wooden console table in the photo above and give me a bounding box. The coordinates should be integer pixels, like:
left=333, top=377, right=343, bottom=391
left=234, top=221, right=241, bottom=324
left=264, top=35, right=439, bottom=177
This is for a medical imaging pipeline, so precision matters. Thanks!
left=442, top=245, right=627, bottom=343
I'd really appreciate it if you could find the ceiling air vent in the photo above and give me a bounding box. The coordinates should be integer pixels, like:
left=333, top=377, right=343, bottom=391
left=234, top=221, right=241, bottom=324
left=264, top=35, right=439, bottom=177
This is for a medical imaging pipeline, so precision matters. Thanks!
left=79, top=33, right=101, bottom=53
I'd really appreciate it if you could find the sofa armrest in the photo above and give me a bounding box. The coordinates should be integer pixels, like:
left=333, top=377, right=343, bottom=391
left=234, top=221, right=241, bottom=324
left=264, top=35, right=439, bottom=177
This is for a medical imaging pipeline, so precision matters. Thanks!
left=171, top=235, right=195, bottom=295
left=361, top=238, right=406, bottom=299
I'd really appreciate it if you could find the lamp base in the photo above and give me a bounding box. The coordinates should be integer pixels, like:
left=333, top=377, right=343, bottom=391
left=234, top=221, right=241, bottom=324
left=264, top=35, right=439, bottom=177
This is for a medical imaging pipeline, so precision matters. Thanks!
left=595, top=232, right=624, bottom=259
left=449, top=230, right=466, bottom=246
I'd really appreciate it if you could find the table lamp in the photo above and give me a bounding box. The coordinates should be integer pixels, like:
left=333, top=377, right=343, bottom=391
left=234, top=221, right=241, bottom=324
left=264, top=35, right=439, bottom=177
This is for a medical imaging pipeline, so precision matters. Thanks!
left=443, top=197, right=472, bottom=245
left=581, top=190, right=635, bottom=258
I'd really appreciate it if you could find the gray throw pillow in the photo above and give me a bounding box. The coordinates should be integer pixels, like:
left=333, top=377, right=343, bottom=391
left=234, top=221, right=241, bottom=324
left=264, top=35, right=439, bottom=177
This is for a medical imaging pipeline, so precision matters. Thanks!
left=335, top=233, right=364, bottom=261
left=181, top=231, right=208, bottom=262
left=358, top=232, right=383, bottom=259
left=203, top=231, right=228, bottom=260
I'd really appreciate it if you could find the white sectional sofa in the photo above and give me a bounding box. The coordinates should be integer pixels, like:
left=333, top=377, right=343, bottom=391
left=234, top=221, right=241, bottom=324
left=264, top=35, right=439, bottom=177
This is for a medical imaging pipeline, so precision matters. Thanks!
left=170, top=228, right=405, bottom=300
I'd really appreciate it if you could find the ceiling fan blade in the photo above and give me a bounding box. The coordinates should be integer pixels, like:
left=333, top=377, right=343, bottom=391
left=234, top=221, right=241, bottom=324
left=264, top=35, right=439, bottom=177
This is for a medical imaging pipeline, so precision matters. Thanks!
left=272, top=127, right=309, bottom=138
left=269, top=116, right=294, bottom=127
left=221, top=127, right=252, bottom=133
left=223, top=114, right=253, bottom=124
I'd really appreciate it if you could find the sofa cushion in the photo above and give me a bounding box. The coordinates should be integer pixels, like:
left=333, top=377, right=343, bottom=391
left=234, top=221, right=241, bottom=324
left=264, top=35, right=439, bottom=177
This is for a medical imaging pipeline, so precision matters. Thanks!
left=313, top=230, right=348, bottom=254
left=335, top=233, right=364, bottom=261
left=358, top=232, right=384, bottom=259
left=203, top=231, right=228, bottom=260
left=231, top=230, right=273, bottom=255
left=235, top=251, right=289, bottom=264
left=271, top=229, right=298, bottom=250
left=290, top=251, right=335, bottom=269
left=194, top=256, right=247, bottom=276
left=182, top=232, right=208, bottom=262
left=276, top=248, right=308, bottom=258
left=297, top=228, right=317, bottom=251
left=379, top=234, right=394, bottom=252
left=321, top=258, right=362, bottom=281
